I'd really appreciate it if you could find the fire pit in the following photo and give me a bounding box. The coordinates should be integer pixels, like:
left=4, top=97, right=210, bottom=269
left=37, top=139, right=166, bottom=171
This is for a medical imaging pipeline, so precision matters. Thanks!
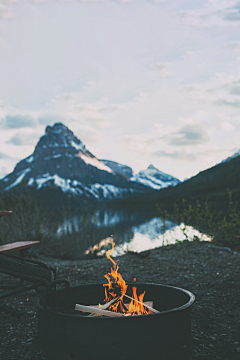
left=36, top=282, right=194, bottom=360
left=35, top=241, right=195, bottom=359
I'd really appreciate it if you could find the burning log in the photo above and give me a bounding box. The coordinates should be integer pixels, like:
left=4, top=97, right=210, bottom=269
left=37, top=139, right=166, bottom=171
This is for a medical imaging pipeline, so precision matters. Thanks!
left=88, top=296, right=121, bottom=316
left=101, top=296, right=121, bottom=310
left=75, top=303, right=129, bottom=317
left=108, top=283, right=122, bottom=296
left=124, top=294, right=159, bottom=314
left=124, top=301, right=153, bottom=311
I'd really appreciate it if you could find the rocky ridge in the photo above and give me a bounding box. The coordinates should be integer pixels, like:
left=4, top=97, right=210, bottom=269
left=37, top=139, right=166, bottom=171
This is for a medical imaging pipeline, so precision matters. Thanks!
left=1, top=123, right=150, bottom=200
left=0, top=123, right=179, bottom=200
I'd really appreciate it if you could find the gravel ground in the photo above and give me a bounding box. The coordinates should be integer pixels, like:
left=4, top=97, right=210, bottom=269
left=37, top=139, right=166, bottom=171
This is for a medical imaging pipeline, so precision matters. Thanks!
left=0, top=240, right=239, bottom=360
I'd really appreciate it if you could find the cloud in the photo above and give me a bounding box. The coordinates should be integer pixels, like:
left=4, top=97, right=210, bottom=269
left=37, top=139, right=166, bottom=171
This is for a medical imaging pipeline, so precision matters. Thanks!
left=77, top=109, right=111, bottom=129
left=38, top=114, right=65, bottom=125
left=224, top=2, right=240, bottom=21
left=0, top=0, right=166, bottom=21
left=152, top=149, right=197, bottom=162
left=150, top=62, right=173, bottom=78
left=220, top=121, right=236, bottom=131
left=7, top=132, right=39, bottom=146
left=148, top=0, right=166, bottom=3
left=1, top=0, right=21, bottom=3
left=167, top=124, right=209, bottom=146
left=0, top=4, right=14, bottom=20
left=183, top=72, right=240, bottom=107
left=119, top=121, right=210, bottom=162
left=224, top=40, right=240, bottom=50
left=230, top=84, right=240, bottom=95
left=176, top=1, right=240, bottom=28
left=75, top=103, right=126, bottom=129
left=49, top=91, right=127, bottom=129
left=0, top=114, right=37, bottom=129
left=214, top=99, right=240, bottom=107
left=0, top=152, right=11, bottom=159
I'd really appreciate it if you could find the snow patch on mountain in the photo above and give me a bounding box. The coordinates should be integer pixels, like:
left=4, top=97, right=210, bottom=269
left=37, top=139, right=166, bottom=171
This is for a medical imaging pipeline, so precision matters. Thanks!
left=26, top=155, right=34, bottom=163
left=70, top=139, right=86, bottom=152
left=131, top=164, right=180, bottom=190
left=79, top=154, right=113, bottom=173
left=5, top=168, right=31, bottom=191
left=221, top=149, right=240, bottom=163
left=27, top=172, right=133, bottom=200
left=100, top=159, right=134, bottom=178
left=131, top=176, right=173, bottom=190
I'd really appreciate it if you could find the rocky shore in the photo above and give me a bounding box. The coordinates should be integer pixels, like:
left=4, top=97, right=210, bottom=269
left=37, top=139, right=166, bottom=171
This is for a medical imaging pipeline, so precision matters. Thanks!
left=0, top=240, right=239, bottom=360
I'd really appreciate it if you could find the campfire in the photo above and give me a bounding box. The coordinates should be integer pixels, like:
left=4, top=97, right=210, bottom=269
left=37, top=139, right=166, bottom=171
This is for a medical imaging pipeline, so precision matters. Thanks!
left=36, top=253, right=195, bottom=360
left=75, top=239, right=159, bottom=317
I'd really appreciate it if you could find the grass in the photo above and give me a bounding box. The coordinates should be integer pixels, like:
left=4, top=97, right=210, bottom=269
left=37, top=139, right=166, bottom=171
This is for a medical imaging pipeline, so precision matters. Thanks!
left=157, top=189, right=240, bottom=252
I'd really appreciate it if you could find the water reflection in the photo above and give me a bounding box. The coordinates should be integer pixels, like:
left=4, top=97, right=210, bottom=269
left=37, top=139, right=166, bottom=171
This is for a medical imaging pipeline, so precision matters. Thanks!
left=57, top=208, right=211, bottom=258
left=111, top=218, right=211, bottom=257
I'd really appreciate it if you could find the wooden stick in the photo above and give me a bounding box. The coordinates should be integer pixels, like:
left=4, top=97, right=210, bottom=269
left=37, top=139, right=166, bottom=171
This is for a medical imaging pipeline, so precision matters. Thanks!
left=124, top=294, right=159, bottom=314
left=100, top=296, right=121, bottom=310
left=88, top=296, right=121, bottom=317
left=75, top=303, right=126, bottom=317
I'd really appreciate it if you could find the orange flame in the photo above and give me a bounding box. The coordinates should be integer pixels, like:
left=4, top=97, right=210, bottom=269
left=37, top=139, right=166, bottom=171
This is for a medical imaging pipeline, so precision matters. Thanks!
left=103, top=240, right=128, bottom=311
left=103, top=239, right=149, bottom=315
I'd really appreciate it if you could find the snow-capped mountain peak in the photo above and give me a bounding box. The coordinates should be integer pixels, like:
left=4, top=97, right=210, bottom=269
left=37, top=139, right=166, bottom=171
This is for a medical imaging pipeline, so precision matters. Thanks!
left=130, top=164, right=180, bottom=190
left=0, top=123, right=150, bottom=200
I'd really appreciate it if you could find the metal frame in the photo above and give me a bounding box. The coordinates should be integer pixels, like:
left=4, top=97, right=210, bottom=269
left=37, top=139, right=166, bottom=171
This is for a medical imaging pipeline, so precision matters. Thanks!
left=0, top=254, right=56, bottom=299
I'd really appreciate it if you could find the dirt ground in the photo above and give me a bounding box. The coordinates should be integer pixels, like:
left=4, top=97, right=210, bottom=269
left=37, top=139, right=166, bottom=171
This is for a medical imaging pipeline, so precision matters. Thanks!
left=0, top=240, right=239, bottom=360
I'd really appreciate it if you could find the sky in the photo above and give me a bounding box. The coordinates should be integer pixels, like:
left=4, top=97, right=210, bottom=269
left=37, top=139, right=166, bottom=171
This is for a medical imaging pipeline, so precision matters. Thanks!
left=0, top=0, right=240, bottom=181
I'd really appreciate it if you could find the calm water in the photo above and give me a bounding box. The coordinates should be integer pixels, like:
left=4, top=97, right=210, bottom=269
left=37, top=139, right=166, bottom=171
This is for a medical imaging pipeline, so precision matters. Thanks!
left=58, top=207, right=211, bottom=258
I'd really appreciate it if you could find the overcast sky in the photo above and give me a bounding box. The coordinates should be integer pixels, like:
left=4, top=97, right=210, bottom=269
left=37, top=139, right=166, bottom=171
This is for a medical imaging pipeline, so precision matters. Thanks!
left=0, top=0, right=240, bottom=180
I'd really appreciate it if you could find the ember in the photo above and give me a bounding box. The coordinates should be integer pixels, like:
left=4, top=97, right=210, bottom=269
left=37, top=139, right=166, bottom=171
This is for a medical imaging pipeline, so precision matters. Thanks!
left=75, top=239, right=159, bottom=316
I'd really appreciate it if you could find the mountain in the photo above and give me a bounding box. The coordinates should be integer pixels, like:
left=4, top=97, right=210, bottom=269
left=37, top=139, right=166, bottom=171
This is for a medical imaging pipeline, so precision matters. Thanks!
left=119, top=152, right=240, bottom=211
left=131, top=164, right=180, bottom=190
left=0, top=123, right=151, bottom=201
left=100, top=160, right=135, bottom=179
left=100, top=162, right=180, bottom=190
left=221, top=149, right=240, bottom=164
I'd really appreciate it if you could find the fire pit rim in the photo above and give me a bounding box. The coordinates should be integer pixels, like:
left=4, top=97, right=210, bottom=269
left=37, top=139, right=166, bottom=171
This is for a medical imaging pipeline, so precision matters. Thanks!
left=37, top=282, right=195, bottom=319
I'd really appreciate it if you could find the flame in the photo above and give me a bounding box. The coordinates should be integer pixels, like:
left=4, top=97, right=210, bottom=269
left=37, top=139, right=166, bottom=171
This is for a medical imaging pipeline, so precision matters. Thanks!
left=103, top=239, right=128, bottom=312
left=103, top=239, right=149, bottom=315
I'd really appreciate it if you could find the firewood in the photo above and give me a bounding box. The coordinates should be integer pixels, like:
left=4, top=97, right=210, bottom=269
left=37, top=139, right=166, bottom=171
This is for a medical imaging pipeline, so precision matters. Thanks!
left=88, top=296, right=121, bottom=317
left=75, top=304, right=126, bottom=317
left=124, top=301, right=153, bottom=313
left=108, top=283, right=122, bottom=296
left=124, top=295, right=159, bottom=313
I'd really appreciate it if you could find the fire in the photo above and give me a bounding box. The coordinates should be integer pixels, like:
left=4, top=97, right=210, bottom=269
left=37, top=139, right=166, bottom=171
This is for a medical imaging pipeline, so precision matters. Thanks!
left=103, top=239, right=149, bottom=315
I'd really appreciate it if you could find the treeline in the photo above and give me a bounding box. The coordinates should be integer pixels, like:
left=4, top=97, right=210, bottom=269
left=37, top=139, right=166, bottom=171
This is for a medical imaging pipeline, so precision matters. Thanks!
left=0, top=183, right=153, bottom=259
left=157, top=190, right=240, bottom=251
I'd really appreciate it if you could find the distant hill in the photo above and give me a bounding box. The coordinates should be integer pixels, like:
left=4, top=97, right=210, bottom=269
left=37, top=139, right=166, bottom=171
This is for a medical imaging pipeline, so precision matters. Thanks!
left=115, top=153, right=240, bottom=211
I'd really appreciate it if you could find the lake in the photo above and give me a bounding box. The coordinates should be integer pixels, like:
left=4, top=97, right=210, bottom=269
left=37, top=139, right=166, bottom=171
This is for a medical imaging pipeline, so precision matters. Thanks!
left=57, top=207, right=211, bottom=259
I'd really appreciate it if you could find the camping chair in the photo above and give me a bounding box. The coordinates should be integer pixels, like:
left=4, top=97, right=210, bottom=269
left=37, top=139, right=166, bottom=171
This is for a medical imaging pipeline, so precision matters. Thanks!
left=0, top=211, right=57, bottom=300
left=0, top=247, right=57, bottom=300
